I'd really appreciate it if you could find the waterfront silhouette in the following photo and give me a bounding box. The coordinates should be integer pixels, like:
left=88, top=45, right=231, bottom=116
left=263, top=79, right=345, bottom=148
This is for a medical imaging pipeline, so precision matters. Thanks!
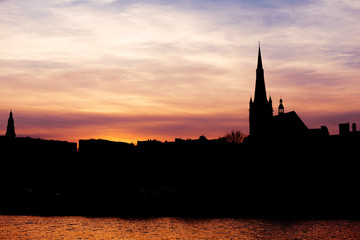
left=0, top=46, right=360, bottom=219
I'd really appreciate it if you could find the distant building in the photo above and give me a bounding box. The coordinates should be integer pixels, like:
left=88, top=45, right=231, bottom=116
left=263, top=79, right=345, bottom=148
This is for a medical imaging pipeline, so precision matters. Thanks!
left=339, top=122, right=350, bottom=136
left=308, top=126, right=330, bottom=137
left=5, top=110, right=16, bottom=139
left=79, top=139, right=134, bottom=155
left=339, top=122, right=360, bottom=136
left=0, top=136, right=77, bottom=156
left=249, top=45, right=308, bottom=138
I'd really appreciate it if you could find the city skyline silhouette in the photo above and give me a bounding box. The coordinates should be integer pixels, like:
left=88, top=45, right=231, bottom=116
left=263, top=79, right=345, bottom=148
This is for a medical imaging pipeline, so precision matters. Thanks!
left=0, top=43, right=360, bottom=219
left=0, top=45, right=357, bottom=145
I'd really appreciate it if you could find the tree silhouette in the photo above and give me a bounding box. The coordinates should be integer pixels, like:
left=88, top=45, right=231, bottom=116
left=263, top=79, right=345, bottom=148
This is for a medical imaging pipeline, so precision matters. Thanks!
left=224, top=130, right=246, bottom=144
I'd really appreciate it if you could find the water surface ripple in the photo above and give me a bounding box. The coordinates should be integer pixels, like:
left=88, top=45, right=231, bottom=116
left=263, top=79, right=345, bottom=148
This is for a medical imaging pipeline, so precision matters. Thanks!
left=1, top=215, right=360, bottom=239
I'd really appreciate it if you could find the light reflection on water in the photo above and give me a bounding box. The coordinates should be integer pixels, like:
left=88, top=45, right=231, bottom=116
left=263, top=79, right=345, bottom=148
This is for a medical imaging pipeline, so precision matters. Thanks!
left=1, top=215, right=360, bottom=239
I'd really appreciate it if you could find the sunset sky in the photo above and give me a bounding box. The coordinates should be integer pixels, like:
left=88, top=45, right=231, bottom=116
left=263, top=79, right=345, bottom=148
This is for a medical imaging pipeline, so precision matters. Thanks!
left=0, top=0, right=359, bottom=143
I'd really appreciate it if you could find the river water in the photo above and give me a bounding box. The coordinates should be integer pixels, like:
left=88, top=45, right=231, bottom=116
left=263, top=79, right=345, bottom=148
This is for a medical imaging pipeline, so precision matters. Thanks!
left=1, top=215, right=360, bottom=239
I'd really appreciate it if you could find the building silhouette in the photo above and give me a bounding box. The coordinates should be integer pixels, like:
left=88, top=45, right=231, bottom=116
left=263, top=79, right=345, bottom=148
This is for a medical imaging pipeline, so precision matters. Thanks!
left=249, top=45, right=308, bottom=138
left=249, top=45, right=273, bottom=137
left=1, top=44, right=360, bottom=219
left=278, top=98, right=284, bottom=115
left=5, top=110, right=16, bottom=138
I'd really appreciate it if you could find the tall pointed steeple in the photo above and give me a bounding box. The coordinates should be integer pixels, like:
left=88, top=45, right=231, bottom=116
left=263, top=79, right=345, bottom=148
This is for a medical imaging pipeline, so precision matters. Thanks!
left=6, top=110, right=16, bottom=139
left=257, top=44, right=263, bottom=70
left=249, top=44, right=273, bottom=137
left=254, top=44, right=267, bottom=104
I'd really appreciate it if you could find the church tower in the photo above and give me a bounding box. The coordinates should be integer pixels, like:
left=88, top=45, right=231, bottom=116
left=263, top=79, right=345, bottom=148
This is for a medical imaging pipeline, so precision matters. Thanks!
left=6, top=110, right=16, bottom=139
left=249, top=44, right=273, bottom=137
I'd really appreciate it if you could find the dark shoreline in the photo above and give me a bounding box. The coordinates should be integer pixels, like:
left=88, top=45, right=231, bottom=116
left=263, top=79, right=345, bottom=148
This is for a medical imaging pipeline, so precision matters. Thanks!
left=1, top=135, right=360, bottom=220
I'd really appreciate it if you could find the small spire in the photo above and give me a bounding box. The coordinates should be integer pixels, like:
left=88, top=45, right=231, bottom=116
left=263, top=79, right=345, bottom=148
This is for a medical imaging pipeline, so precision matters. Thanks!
left=6, top=109, right=16, bottom=139
left=278, top=98, right=284, bottom=115
left=257, top=43, right=263, bottom=70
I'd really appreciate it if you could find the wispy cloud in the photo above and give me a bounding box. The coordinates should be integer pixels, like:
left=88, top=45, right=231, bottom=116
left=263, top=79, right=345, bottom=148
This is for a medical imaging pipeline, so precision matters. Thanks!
left=0, top=0, right=359, bottom=140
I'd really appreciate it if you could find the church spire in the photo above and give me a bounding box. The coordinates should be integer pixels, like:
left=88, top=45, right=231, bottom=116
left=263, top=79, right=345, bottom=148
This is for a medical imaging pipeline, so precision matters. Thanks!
left=257, top=43, right=263, bottom=70
left=254, top=44, right=267, bottom=103
left=6, top=110, right=16, bottom=139
left=249, top=43, right=273, bottom=137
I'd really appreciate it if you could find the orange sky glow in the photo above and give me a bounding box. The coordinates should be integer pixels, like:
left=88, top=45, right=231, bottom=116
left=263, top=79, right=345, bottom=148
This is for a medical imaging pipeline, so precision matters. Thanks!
left=0, top=0, right=359, bottom=143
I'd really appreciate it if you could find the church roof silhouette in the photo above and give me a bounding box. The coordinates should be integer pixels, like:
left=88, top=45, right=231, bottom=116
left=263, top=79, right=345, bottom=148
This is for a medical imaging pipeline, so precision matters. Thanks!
left=249, top=45, right=308, bottom=138
left=272, top=111, right=308, bottom=137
